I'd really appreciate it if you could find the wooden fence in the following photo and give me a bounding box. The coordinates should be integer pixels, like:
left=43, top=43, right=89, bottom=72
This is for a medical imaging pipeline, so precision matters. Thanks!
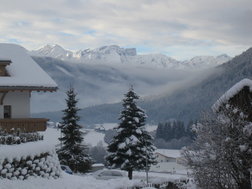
left=0, top=118, right=48, bottom=132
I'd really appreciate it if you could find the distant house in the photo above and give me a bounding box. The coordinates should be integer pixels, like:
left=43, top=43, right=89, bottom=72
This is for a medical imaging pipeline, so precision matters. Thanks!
left=150, top=149, right=186, bottom=173
left=0, top=44, right=57, bottom=132
left=91, top=163, right=105, bottom=172
left=212, top=78, right=252, bottom=121
left=94, top=124, right=106, bottom=132
left=154, top=149, right=185, bottom=164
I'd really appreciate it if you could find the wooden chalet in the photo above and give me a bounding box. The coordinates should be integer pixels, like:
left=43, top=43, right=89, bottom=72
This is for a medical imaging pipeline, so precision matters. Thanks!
left=212, top=78, right=252, bottom=121
left=0, top=44, right=57, bottom=132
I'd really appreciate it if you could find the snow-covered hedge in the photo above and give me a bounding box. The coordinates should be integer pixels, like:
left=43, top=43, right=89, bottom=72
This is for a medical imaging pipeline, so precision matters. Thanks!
left=0, top=131, right=43, bottom=145
left=0, top=141, right=61, bottom=180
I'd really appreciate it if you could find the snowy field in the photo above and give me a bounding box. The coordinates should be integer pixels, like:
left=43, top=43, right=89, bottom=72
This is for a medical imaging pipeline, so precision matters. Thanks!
left=1, top=126, right=193, bottom=189
left=1, top=172, right=138, bottom=189
left=44, top=124, right=157, bottom=147
left=43, top=127, right=106, bottom=147
left=1, top=171, right=192, bottom=189
left=84, top=129, right=107, bottom=146
left=94, top=123, right=157, bottom=132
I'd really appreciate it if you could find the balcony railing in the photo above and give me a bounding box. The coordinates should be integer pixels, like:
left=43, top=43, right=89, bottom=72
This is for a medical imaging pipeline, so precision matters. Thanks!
left=0, top=118, right=48, bottom=133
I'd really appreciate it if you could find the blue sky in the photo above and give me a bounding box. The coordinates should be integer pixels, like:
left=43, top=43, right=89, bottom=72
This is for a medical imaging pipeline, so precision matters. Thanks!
left=0, top=0, right=251, bottom=60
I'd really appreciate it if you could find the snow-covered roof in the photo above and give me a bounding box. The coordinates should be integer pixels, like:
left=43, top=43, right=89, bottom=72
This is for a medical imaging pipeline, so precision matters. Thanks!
left=92, top=163, right=104, bottom=167
left=155, top=149, right=182, bottom=159
left=0, top=59, right=11, bottom=65
left=212, top=78, right=252, bottom=111
left=0, top=43, right=57, bottom=91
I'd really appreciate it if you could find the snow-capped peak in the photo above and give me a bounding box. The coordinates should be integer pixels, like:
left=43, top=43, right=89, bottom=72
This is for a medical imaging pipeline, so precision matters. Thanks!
left=31, top=44, right=73, bottom=60
left=30, top=44, right=231, bottom=69
left=182, top=55, right=231, bottom=68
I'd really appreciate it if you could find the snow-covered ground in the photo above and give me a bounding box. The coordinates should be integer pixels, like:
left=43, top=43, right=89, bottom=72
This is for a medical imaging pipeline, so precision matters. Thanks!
left=94, top=123, right=157, bottom=132
left=84, top=129, right=106, bottom=146
left=42, top=127, right=61, bottom=145
left=94, top=123, right=117, bottom=131
left=1, top=172, right=136, bottom=189
left=1, top=171, right=191, bottom=189
left=43, top=127, right=106, bottom=147
left=1, top=126, right=193, bottom=189
left=45, top=123, right=157, bottom=147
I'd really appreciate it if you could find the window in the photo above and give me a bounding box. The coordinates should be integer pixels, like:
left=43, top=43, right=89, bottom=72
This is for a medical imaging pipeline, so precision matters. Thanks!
left=4, top=105, right=11, bottom=118
left=111, top=171, right=123, bottom=176
left=0, top=60, right=11, bottom=77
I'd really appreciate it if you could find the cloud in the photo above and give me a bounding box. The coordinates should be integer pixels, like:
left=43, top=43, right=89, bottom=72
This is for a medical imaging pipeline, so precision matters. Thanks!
left=0, top=0, right=251, bottom=59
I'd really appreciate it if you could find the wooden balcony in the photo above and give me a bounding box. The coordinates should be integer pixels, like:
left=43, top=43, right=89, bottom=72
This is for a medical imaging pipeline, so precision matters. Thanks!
left=0, top=118, right=48, bottom=133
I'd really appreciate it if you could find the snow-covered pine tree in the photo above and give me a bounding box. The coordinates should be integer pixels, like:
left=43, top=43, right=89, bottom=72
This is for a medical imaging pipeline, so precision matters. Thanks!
left=106, top=86, right=156, bottom=180
left=57, top=87, right=92, bottom=173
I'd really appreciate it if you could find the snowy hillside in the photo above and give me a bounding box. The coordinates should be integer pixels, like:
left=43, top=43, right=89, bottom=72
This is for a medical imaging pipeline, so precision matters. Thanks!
left=34, top=47, right=252, bottom=125
left=30, top=44, right=231, bottom=69
left=31, top=56, right=211, bottom=114
left=182, top=54, right=231, bottom=68
left=77, top=47, right=252, bottom=124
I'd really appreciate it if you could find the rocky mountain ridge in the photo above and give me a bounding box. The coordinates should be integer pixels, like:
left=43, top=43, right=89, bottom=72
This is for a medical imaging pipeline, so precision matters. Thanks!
left=30, top=44, right=231, bottom=69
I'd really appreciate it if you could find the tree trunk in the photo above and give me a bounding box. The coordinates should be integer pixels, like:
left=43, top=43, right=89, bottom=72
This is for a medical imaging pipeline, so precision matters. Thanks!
left=238, top=173, right=251, bottom=189
left=128, top=169, right=133, bottom=180
left=238, top=181, right=251, bottom=189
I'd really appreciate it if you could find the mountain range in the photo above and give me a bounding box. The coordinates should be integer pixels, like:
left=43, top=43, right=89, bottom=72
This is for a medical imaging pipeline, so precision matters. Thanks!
left=32, top=46, right=252, bottom=126
left=30, top=44, right=231, bottom=69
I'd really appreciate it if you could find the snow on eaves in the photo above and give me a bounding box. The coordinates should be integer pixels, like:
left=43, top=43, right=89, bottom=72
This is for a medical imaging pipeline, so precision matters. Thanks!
left=212, top=78, right=252, bottom=112
left=0, top=43, right=57, bottom=89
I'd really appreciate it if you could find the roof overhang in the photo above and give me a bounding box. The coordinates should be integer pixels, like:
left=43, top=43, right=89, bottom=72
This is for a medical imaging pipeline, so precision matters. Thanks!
left=0, top=60, right=11, bottom=66
left=212, top=78, right=252, bottom=112
left=0, top=86, right=58, bottom=92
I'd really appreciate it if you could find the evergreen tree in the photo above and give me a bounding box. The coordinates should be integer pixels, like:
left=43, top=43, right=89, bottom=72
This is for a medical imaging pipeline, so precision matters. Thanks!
left=57, top=88, right=92, bottom=173
left=106, top=86, right=156, bottom=180
left=167, top=122, right=173, bottom=140
left=155, top=123, right=164, bottom=139
left=176, top=121, right=185, bottom=139
left=156, top=120, right=189, bottom=141
left=186, top=120, right=196, bottom=140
